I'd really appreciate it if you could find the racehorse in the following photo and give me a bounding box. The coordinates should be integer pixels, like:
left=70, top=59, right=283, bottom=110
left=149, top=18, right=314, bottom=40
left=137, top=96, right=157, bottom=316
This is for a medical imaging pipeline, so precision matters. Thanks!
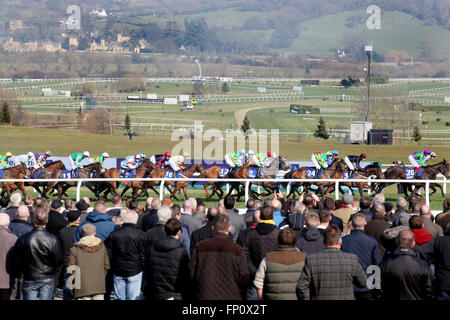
left=26, top=160, right=67, bottom=197
left=101, top=159, right=155, bottom=198
left=283, top=158, right=347, bottom=199
left=225, top=156, right=291, bottom=200
left=192, top=165, right=224, bottom=199
left=170, top=164, right=207, bottom=200
left=0, top=164, right=31, bottom=197
left=56, top=162, right=105, bottom=199
left=375, top=160, right=449, bottom=197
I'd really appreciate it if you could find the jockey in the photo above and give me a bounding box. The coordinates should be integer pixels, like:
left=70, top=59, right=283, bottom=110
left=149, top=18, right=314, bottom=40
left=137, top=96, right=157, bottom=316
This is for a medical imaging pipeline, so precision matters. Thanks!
left=409, top=149, right=436, bottom=174
left=12, top=152, right=38, bottom=170
left=121, top=154, right=141, bottom=172
left=34, top=151, right=52, bottom=168
left=0, top=152, right=13, bottom=169
left=170, top=152, right=189, bottom=172
left=224, top=150, right=246, bottom=168
left=150, top=152, right=172, bottom=169
left=92, top=152, right=109, bottom=165
left=344, top=153, right=367, bottom=172
left=69, top=151, right=90, bottom=172
left=264, top=151, right=277, bottom=168
left=393, top=160, right=405, bottom=169
left=247, top=150, right=260, bottom=167
left=311, top=150, right=339, bottom=177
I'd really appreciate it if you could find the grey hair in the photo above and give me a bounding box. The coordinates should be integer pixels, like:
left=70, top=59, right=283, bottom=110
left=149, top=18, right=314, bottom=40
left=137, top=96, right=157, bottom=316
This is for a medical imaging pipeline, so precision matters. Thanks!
left=0, top=213, right=10, bottom=227
left=157, top=205, right=172, bottom=224
left=10, top=193, right=22, bottom=205
left=123, top=210, right=139, bottom=225
left=397, top=197, right=407, bottom=209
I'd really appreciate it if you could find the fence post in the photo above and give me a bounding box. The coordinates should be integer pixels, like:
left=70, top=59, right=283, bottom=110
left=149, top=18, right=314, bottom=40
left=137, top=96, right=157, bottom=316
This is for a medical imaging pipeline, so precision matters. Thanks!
left=425, top=181, right=430, bottom=207
left=335, top=180, right=340, bottom=200
left=245, top=180, right=249, bottom=204
left=159, top=179, right=166, bottom=201
left=76, top=179, right=83, bottom=202
left=368, top=177, right=372, bottom=195
left=444, top=176, right=447, bottom=195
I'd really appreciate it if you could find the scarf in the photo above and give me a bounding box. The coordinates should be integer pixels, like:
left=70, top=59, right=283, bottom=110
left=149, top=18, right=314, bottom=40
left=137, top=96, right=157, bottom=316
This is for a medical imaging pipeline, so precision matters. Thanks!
left=259, top=219, right=275, bottom=225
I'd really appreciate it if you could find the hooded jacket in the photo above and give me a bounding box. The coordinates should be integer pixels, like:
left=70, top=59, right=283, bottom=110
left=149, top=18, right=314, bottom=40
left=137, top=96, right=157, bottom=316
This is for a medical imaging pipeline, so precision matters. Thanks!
left=73, top=211, right=117, bottom=243
left=68, top=235, right=110, bottom=299
left=410, top=228, right=432, bottom=245
left=147, top=236, right=189, bottom=300
left=296, top=227, right=325, bottom=255
left=243, top=223, right=279, bottom=276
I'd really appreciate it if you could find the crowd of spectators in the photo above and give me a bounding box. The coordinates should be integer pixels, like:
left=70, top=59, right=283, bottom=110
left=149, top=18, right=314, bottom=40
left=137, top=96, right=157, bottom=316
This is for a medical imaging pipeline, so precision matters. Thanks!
left=0, top=191, right=449, bottom=301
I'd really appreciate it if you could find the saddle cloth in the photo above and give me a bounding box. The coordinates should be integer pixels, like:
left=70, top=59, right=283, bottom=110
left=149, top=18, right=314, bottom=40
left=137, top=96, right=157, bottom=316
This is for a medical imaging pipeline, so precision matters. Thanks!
left=120, top=169, right=135, bottom=178
left=248, top=167, right=258, bottom=179
left=405, top=167, right=421, bottom=179
left=306, top=168, right=322, bottom=178
left=32, top=168, right=44, bottom=179
left=343, top=172, right=357, bottom=179
left=164, top=170, right=183, bottom=179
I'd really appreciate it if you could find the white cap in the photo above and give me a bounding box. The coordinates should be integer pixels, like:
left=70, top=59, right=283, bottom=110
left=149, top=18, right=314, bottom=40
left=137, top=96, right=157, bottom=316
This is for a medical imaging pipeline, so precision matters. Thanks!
left=27, top=152, right=34, bottom=157
left=102, top=152, right=109, bottom=158
left=83, top=151, right=90, bottom=157
left=248, top=150, right=254, bottom=155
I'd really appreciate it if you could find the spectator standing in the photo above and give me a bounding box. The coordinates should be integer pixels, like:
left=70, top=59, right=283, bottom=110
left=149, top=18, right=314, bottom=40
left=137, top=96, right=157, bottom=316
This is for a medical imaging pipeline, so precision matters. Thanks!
left=0, top=197, right=9, bottom=213
left=384, top=202, right=395, bottom=224
left=223, top=196, right=246, bottom=243
left=342, top=213, right=382, bottom=300
left=380, top=230, right=433, bottom=300
left=420, top=205, right=443, bottom=239
left=143, top=205, right=171, bottom=256
left=435, top=199, right=450, bottom=231
left=433, top=222, right=450, bottom=300
left=107, top=195, right=123, bottom=218
left=356, top=196, right=373, bottom=222
left=74, top=199, right=89, bottom=224
left=106, top=210, right=145, bottom=300
left=146, top=219, right=189, bottom=300
left=409, top=216, right=434, bottom=261
left=296, top=225, right=367, bottom=300
left=73, top=201, right=116, bottom=243
left=317, top=209, right=331, bottom=235
left=9, top=206, right=33, bottom=238
left=322, top=197, right=344, bottom=232
left=191, top=206, right=220, bottom=251
left=253, top=228, right=307, bottom=300
left=243, top=199, right=256, bottom=228
left=364, top=203, right=391, bottom=257
left=5, top=193, right=21, bottom=222
left=46, top=200, right=68, bottom=237
left=24, top=195, right=34, bottom=222
left=12, top=208, right=63, bottom=300
left=333, top=193, right=356, bottom=235
left=139, top=198, right=160, bottom=232
left=0, top=213, right=17, bottom=300
left=180, top=199, right=202, bottom=237
left=67, top=224, right=110, bottom=300
left=296, top=213, right=325, bottom=255
left=188, top=214, right=249, bottom=300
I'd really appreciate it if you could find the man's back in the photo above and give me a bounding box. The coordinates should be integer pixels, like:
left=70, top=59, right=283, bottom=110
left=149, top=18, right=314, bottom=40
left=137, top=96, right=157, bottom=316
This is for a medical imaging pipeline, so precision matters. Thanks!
left=433, top=234, right=450, bottom=293
left=226, top=209, right=246, bottom=242
left=296, top=248, right=366, bottom=300
left=422, top=217, right=444, bottom=239
left=296, top=227, right=325, bottom=255
left=333, top=207, right=355, bottom=228
left=73, top=211, right=116, bottom=242
left=180, top=213, right=202, bottom=237
left=189, top=234, right=249, bottom=300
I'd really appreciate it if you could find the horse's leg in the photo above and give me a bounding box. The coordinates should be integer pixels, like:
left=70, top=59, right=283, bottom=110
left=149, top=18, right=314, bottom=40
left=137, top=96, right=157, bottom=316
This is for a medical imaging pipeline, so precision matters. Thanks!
left=120, top=185, right=130, bottom=197
left=18, top=183, right=27, bottom=198
left=183, top=184, right=188, bottom=201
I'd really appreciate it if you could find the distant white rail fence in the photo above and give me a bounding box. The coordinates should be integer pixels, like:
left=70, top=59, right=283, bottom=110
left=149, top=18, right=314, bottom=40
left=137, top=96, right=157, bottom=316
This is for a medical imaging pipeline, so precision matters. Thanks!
left=1, top=177, right=448, bottom=206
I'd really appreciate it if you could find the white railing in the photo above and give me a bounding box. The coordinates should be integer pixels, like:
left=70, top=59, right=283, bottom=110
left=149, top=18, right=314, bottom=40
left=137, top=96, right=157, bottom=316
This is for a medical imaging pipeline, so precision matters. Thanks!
left=1, top=177, right=448, bottom=206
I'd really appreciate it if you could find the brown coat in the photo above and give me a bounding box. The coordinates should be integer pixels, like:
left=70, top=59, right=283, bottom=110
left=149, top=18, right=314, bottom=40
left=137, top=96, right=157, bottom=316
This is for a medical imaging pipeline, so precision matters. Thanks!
left=364, top=216, right=391, bottom=257
left=0, top=227, right=17, bottom=289
left=68, top=235, right=110, bottom=299
left=435, top=211, right=450, bottom=232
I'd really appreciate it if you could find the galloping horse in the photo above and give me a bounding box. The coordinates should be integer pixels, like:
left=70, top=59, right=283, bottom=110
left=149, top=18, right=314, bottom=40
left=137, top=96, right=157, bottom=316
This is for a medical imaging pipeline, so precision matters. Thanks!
left=0, top=164, right=31, bottom=197
left=408, top=160, right=449, bottom=197
left=56, top=162, right=104, bottom=199
left=283, top=158, right=347, bottom=199
left=192, top=165, right=224, bottom=199
left=26, top=160, right=67, bottom=197
left=102, top=159, right=155, bottom=197
left=170, top=164, right=207, bottom=200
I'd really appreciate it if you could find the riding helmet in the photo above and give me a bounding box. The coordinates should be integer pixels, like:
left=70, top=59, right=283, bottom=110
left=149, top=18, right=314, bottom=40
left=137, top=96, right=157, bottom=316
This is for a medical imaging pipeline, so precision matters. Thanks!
left=360, top=153, right=367, bottom=158
left=165, top=152, right=172, bottom=157
left=83, top=151, right=90, bottom=157
left=332, top=150, right=339, bottom=155
left=102, top=152, right=109, bottom=158
left=5, top=152, right=12, bottom=157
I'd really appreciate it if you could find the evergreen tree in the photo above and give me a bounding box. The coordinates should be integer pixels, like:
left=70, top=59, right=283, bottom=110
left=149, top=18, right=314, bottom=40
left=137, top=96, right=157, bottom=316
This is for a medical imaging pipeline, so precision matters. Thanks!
left=314, top=117, right=329, bottom=139
left=125, top=113, right=131, bottom=131
left=413, top=126, right=422, bottom=145
left=221, top=82, right=229, bottom=93
left=0, top=102, right=11, bottom=124
left=241, top=115, right=251, bottom=133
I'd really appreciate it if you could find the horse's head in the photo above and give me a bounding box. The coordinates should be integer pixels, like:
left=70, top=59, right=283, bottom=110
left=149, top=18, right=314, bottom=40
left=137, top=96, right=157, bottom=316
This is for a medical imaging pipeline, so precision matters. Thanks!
left=195, top=163, right=207, bottom=176
left=440, top=159, right=449, bottom=178
left=335, top=159, right=347, bottom=171
left=85, top=162, right=103, bottom=173
left=278, top=156, right=292, bottom=171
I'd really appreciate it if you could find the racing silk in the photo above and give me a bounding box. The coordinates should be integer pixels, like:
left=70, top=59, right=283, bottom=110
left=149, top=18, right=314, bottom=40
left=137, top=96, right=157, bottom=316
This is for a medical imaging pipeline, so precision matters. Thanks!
left=314, top=152, right=334, bottom=168
left=264, top=156, right=276, bottom=168
left=238, top=154, right=248, bottom=167
left=153, top=155, right=170, bottom=168
left=247, top=154, right=260, bottom=166
left=411, top=152, right=430, bottom=166
left=70, top=153, right=85, bottom=168
left=256, top=153, right=268, bottom=167
left=0, top=155, right=9, bottom=169
left=34, top=153, right=48, bottom=168
left=92, top=155, right=105, bottom=164
left=228, top=152, right=242, bottom=167
left=121, top=155, right=138, bottom=170
left=347, top=155, right=363, bottom=171
left=171, top=155, right=185, bottom=170
left=13, top=155, right=37, bottom=169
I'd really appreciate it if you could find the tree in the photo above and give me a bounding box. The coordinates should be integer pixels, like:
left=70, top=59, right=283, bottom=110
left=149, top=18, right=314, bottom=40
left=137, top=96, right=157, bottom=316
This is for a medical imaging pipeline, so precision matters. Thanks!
left=221, top=82, right=229, bottom=93
left=0, top=102, right=11, bottom=124
left=314, top=117, right=329, bottom=139
left=413, top=126, right=422, bottom=145
left=241, top=115, right=251, bottom=133
left=125, top=113, right=131, bottom=132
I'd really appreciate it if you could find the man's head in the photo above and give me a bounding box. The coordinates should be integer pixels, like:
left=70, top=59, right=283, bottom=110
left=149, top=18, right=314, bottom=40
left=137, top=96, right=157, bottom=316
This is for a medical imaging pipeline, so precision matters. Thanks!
left=196, top=203, right=206, bottom=214
left=206, top=206, right=219, bottom=222
left=212, top=214, right=231, bottom=235
left=397, top=229, right=415, bottom=248
left=351, top=213, right=367, bottom=230
left=17, top=205, right=30, bottom=221
left=384, top=201, right=393, bottom=214
left=246, top=199, right=255, bottom=210
left=64, top=199, right=74, bottom=210
left=188, top=197, right=197, bottom=209
left=0, top=213, right=10, bottom=228
left=81, top=223, right=96, bottom=237
left=324, top=224, right=342, bottom=247
left=145, top=197, right=154, bottom=210
left=322, top=197, right=335, bottom=211
left=75, top=199, right=89, bottom=212
left=224, top=196, right=235, bottom=210
left=278, top=228, right=297, bottom=248
left=82, top=197, right=91, bottom=206
left=183, top=199, right=193, bottom=213
left=305, top=213, right=320, bottom=229
left=165, top=218, right=182, bottom=239
left=126, top=199, right=139, bottom=211
left=151, top=198, right=161, bottom=210
left=123, top=210, right=139, bottom=225
left=161, top=197, right=173, bottom=208
left=360, top=196, right=372, bottom=210
left=373, top=203, right=386, bottom=218
left=25, top=194, right=33, bottom=206
left=303, top=194, right=315, bottom=208
left=252, top=209, right=261, bottom=224
left=51, top=199, right=63, bottom=211
left=342, top=193, right=353, bottom=206
left=260, top=206, right=274, bottom=221
left=409, top=215, right=424, bottom=229
left=373, top=193, right=385, bottom=204
left=157, top=205, right=172, bottom=224
left=319, top=209, right=331, bottom=224
left=272, top=199, right=282, bottom=211
left=419, top=205, right=432, bottom=218
left=94, top=200, right=107, bottom=214
left=10, top=193, right=22, bottom=206
left=66, top=211, right=81, bottom=224
left=0, top=196, right=9, bottom=208
left=111, top=195, right=122, bottom=207
left=170, top=204, right=181, bottom=219
left=34, top=208, right=48, bottom=227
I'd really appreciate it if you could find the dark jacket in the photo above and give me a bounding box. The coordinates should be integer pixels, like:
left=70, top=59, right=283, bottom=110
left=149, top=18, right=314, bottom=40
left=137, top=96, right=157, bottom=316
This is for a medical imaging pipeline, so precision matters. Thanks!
left=107, top=207, right=122, bottom=218
left=433, top=233, right=450, bottom=292
left=73, top=211, right=117, bottom=243
left=4, top=206, right=18, bottom=222
left=191, top=221, right=215, bottom=254
left=46, top=210, right=68, bottom=236
left=243, top=223, right=279, bottom=276
left=105, top=223, right=145, bottom=278
left=139, top=209, right=158, bottom=232
left=188, top=233, right=249, bottom=300
left=342, top=229, right=382, bottom=292
left=356, top=209, right=373, bottom=222
left=12, top=227, right=63, bottom=281
left=296, top=227, right=325, bottom=255
left=330, top=214, right=344, bottom=232
left=144, top=224, right=166, bottom=256
left=380, top=246, right=433, bottom=300
left=9, top=219, right=33, bottom=238
left=57, top=223, right=79, bottom=266
left=364, top=217, right=391, bottom=256
left=147, top=236, right=189, bottom=300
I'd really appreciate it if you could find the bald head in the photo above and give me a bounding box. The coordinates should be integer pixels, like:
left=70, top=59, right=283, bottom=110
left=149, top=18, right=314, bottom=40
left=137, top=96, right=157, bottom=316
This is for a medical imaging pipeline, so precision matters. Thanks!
left=145, top=197, right=154, bottom=209
left=151, top=198, right=161, bottom=210
left=0, top=213, right=10, bottom=227
left=17, top=205, right=30, bottom=220
left=183, top=199, right=193, bottom=213
left=123, top=210, right=139, bottom=225
left=419, top=205, right=432, bottom=217
left=398, top=230, right=415, bottom=248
